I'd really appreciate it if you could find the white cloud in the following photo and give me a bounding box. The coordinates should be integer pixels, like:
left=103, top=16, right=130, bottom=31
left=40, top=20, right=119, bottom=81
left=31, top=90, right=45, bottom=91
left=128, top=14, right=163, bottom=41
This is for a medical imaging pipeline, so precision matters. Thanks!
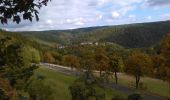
left=128, top=14, right=136, bottom=18
left=96, top=14, right=103, bottom=20
left=147, top=16, right=152, bottom=20
left=46, top=19, right=53, bottom=25
left=111, top=11, right=121, bottom=19
left=75, top=22, right=84, bottom=25
left=160, top=13, right=170, bottom=20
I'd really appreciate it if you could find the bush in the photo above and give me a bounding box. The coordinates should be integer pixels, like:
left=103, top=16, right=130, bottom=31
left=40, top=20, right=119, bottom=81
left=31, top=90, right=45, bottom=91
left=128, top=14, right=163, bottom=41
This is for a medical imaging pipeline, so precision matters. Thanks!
left=128, top=93, right=143, bottom=100
left=26, top=77, right=54, bottom=100
left=69, top=77, right=105, bottom=100
left=112, top=95, right=126, bottom=100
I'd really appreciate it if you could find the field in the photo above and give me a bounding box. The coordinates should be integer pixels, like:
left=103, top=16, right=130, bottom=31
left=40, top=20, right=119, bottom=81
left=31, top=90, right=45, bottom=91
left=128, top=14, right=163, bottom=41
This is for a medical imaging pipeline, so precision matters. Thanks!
left=34, top=67, right=127, bottom=100
left=112, top=73, right=169, bottom=97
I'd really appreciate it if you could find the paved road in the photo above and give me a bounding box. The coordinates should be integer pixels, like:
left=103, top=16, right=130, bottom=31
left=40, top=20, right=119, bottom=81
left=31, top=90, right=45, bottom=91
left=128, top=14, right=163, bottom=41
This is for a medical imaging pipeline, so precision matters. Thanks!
left=41, top=63, right=168, bottom=100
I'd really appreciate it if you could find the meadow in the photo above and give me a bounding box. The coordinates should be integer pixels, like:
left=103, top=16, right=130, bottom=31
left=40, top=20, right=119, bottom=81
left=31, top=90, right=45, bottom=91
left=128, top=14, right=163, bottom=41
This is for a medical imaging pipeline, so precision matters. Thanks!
left=34, top=67, right=127, bottom=100
left=112, top=73, right=169, bottom=97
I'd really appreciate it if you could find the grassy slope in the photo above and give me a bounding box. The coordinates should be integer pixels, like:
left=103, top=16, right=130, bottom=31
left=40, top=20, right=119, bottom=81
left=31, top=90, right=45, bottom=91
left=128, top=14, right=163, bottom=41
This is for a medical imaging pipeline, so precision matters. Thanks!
left=112, top=73, right=169, bottom=97
left=34, top=67, right=127, bottom=100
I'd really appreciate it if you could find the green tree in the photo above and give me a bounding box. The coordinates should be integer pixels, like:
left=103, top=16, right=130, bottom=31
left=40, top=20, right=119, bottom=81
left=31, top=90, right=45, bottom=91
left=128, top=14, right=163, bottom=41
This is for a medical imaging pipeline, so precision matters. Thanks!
left=0, top=0, right=50, bottom=24
left=109, top=54, right=124, bottom=84
left=30, top=48, right=41, bottom=64
left=125, top=52, right=153, bottom=89
left=80, top=48, right=96, bottom=72
left=23, top=46, right=41, bottom=64
left=0, top=36, right=38, bottom=92
left=51, top=51, right=62, bottom=64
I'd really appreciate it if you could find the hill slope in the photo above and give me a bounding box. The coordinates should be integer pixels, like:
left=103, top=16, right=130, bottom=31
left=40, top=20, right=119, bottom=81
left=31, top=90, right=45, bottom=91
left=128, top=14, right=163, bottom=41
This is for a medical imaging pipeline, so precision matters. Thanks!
left=16, top=20, right=170, bottom=48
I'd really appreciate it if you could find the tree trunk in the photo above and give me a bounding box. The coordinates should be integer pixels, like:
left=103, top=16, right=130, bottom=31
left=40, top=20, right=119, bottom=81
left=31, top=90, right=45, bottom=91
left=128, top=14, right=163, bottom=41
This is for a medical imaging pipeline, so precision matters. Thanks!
left=115, top=72, right=118, bottom=84
left=135, top=75, right=138, bottom=89
left=100, top=70, right=102, bottom=77
left=71, top=66, right=73, bottom=71
left=169, top=82, right=170, bottom=98
left=135, top=74, right=140, bottom=89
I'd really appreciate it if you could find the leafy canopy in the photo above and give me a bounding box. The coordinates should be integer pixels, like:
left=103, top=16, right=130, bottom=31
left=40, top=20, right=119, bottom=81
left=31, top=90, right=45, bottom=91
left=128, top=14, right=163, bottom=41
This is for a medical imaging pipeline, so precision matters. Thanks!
left=0, top=0, right=50, bottom=24
left=125, top=52, right=153, bottom=77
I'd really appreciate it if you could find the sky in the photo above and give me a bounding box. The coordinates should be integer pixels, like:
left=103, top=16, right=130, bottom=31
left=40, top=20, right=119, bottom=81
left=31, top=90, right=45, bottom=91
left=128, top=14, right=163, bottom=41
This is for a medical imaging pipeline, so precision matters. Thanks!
left=1, top=0, right=170, bottom=31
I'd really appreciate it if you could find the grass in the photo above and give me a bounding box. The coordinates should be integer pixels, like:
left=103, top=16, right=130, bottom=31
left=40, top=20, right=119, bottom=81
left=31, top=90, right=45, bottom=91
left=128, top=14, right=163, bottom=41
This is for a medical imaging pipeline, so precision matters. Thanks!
left=34, top=67, right=75, bottom=100
left=34, top=67, right=127, bottom=100
left=112, top=73, right=169, bottom=97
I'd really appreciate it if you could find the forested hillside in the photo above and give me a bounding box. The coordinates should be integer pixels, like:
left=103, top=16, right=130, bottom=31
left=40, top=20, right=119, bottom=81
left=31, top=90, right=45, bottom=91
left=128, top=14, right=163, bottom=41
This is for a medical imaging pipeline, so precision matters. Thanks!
left=16, top=20, right=170, bottom=48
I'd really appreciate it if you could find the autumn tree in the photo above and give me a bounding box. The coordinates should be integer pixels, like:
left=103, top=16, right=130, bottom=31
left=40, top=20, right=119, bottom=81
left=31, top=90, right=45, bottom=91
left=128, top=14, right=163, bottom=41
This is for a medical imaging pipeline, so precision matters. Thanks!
left=62, top=55, right=80, bottom=70
left=159, top=33, right=170, bottom=97
left=109, top=54, right=124, bottom=84
left=125, top=52, right=153, bottom=89
left=151, top=55, right=166, bottom=78
left=0, top=0, right=50, bottom=24
left=95, top=47, right=109, bottom=77
left=160, top=34, right=170, bottom=80
left=43, top=51, right=55, bottom=63
left=0, top=78, right=18, bottom=100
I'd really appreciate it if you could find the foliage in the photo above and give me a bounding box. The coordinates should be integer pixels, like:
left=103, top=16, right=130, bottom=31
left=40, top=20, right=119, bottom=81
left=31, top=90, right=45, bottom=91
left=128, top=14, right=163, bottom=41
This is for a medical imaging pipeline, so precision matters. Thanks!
left=43, top=51, right=55, bottom=63
left=80, top=48, right=96, bottom=71
left=26, top=76, right=54, bottom=100
left=69, top=73, right=106, bottom=100
left=125, top=52, right=153, bottom=89
left=62, top=55, right=80, bottom=70
left=50, top=51, right=62, bottom=64
left=160, top=33, right=170, bottom=82
left=0, top=0, right=50, bottom=24
left=95, top=47, right=109, bottom=77
left=128, top=93, right=143, bottom=100
left=109, top=54, right=124, bottom=84
left=0, top=78, right=17, bottom=100
left=112, top=95, right=126, bottom=100
left=22, top=46, right=41, bottom=64
left=0, top=34, right=39, bottom=99
left=0, top=37, right=31, bottom=88
left=151, top=55, right=166, bottom=78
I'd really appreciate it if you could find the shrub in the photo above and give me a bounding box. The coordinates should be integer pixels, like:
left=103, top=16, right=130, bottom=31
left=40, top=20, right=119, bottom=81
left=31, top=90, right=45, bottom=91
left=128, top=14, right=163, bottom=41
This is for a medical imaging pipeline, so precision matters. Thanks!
left=112, top=95, right=126, bottom=100
left=128, top=93, right=143, bottom=100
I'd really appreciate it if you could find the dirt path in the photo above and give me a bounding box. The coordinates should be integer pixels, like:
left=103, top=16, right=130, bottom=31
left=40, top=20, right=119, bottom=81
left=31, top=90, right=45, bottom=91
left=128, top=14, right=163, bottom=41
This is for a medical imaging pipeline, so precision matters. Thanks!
left=41, top=63, right=168, bottom=100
